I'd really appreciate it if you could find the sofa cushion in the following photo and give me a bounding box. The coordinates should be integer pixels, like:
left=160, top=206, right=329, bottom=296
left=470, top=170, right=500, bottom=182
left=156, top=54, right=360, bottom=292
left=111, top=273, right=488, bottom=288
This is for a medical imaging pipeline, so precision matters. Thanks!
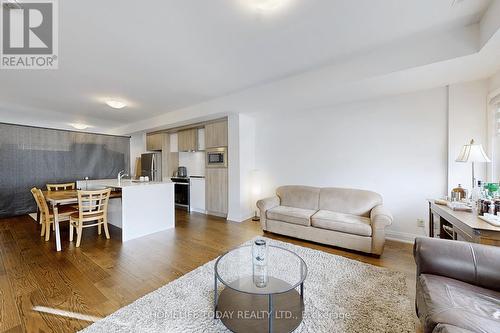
left=417, top=274, right=500, bottom=333
left=267, top=206, right=316, bottom=226
left=276, top=186, right=320, bottom=210
left=311, top=210, right=372, bottom=237
left=319, top=188, right=382, bottom=217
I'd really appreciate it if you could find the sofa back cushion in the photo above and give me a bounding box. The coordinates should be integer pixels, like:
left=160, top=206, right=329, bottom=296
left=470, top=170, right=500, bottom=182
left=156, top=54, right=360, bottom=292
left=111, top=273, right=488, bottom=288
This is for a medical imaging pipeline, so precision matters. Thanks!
left=319, top=188, right=382, bottom=217
left=276, top=186, right=320, bottom=210
left=414, top=237, right=500, bottom=292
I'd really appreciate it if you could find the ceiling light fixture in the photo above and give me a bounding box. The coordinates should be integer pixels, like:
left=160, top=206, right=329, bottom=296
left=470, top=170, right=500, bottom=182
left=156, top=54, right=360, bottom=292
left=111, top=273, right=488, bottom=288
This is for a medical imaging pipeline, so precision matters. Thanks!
left=248, top=0, right=286, bottom=11
left=70, top=123, right=90, bottom=130
left=105, top=99, right=127, bottom=109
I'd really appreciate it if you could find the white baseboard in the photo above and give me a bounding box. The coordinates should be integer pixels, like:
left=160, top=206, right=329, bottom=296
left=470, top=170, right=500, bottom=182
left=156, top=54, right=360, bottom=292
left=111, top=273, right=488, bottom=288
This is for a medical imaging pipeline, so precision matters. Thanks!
left=190, top=208, right=207, bottom=214
left=385, top=230, right=421, bottom=244
left=227, top=213, right=254, bottom=223
left=242, top=213, right=255, bottom=221
left=189, top=209, right=251, bottom=222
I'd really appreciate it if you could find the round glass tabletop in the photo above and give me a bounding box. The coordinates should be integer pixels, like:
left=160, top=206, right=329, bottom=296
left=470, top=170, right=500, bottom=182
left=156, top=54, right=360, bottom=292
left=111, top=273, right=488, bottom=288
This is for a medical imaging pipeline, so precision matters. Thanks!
left=215, top=244, right=307, bottom=295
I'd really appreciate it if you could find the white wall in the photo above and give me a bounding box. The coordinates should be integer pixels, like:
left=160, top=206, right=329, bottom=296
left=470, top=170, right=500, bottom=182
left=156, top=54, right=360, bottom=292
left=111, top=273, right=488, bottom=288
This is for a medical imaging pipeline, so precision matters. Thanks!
left=488, top=70, right=500, bottom=180
left=238, top=114, right=256, bottom=220
left=448, top=80, right=489, bottom=192
left=490, top=70, right=500, bottom=92
left=227, top=114, right=256, bottom=222
left=228, top=114, right=241, bottom=221
left=253, top=88, right=449, bottom=240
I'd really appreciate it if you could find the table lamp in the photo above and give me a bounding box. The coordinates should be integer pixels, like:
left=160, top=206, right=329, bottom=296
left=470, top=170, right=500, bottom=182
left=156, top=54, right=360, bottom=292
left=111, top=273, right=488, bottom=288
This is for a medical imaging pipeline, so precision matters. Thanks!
left=455, top=139, right=491, bottom=190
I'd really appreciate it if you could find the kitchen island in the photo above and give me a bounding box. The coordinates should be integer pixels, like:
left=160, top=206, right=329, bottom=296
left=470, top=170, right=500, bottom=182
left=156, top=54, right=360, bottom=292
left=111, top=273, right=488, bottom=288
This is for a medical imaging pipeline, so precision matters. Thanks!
left=76, top=179, right=175, bottom=242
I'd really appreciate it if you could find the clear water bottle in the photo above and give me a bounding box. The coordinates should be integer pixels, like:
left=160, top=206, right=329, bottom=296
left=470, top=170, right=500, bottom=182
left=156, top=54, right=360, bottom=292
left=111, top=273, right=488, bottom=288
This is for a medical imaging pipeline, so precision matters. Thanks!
left=252, top=239, right=268, bottom=288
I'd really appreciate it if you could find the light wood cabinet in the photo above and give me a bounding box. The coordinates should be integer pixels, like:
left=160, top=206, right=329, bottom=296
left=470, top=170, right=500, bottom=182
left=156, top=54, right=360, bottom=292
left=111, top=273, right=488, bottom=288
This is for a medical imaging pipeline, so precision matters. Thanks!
left=197, top=128, right=205, bottom=151
left=206, top=168, right=228, bottom=217
left=204, top=121, right=228, bottom=148
left=170, top=133, right=178, bottom=153
left=161, top=134, right=178, bottom=179
left=146, top=133, right=163, bottom=151
left=178, top=129, right=197, bottom=152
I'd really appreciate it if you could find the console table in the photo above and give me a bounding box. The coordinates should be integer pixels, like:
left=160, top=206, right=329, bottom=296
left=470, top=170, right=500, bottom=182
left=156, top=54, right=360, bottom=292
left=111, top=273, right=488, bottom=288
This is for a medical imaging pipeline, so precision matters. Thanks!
left=427, top=200, right=500, bottom=246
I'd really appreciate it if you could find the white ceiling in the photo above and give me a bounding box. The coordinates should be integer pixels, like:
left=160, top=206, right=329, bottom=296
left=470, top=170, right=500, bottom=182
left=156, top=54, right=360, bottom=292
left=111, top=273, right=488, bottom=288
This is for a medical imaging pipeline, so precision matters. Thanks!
left=0, top=0, right=498, bottom=133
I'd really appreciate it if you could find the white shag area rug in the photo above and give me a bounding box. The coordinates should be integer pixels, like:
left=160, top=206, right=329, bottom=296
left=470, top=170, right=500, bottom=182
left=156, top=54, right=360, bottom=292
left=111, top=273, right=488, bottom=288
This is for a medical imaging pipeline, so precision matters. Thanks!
left=80, top=237, right=415, bottom=333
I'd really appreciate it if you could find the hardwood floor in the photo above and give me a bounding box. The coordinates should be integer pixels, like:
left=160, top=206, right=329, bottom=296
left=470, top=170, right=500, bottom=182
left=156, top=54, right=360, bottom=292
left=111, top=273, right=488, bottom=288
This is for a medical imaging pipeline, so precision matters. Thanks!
left=0, top=210, right=416, bottom=333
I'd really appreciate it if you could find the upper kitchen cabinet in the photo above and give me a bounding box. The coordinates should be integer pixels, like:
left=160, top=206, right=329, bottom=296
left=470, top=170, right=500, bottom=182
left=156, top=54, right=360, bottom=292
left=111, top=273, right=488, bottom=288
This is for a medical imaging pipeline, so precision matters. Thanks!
left=170, top=133, right=178, bottom=153
left=161, top=133, right=178, bottom=180
left=205, top=120, right=228, bottom=148
left=197, top=128, right=205, bottom=151
left=146, top=133, right=164, bottom=151
left=178, top=129, right=197, bottom=152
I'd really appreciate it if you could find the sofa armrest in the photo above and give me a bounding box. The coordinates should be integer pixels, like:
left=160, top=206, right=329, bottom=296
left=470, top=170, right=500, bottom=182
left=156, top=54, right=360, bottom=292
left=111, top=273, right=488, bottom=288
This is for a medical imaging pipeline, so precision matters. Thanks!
left=257, top=196, right=280, bottom=212
left=414, top=237, right=500, bottom=291
left=370, top=204, right=393, bottom=229
left=370, top=204, right=393, bottom=255
left=256, top=196, right=280, bottom=231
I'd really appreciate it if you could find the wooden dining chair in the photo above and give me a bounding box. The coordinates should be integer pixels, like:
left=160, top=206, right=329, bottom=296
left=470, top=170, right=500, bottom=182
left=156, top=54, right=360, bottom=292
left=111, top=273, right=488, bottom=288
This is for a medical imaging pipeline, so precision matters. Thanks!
left=69, top=188, right=112, bottom=247
left=30, top=187, right=77, bottom=241
left=46, top=182, right=80, bottom=212
left=46, top=182, right=76, bottom=191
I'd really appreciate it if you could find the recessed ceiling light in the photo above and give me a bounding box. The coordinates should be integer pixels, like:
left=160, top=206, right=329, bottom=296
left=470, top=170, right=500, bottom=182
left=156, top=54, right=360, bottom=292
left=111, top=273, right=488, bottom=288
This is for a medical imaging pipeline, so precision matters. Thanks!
left=70, top=123, right=90, bottom=130
left=105, top=100, right=127, bottom=109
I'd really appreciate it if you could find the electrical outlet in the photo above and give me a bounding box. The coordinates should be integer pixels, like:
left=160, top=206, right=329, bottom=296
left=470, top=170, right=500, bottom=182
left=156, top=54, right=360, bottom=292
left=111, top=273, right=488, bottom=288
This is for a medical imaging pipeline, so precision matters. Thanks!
left=417, top=219, right=425, bottom=228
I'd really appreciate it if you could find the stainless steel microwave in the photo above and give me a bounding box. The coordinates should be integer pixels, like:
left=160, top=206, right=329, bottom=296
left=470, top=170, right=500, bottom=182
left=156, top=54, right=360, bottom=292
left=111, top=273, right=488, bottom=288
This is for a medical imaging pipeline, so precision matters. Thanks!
left=206, top=147, right=227, bottom=168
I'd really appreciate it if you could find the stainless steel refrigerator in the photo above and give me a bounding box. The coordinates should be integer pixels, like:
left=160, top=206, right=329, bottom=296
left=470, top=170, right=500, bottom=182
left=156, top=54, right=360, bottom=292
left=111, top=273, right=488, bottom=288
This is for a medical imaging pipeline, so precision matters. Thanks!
left=141, top=152, right=162, bottom=181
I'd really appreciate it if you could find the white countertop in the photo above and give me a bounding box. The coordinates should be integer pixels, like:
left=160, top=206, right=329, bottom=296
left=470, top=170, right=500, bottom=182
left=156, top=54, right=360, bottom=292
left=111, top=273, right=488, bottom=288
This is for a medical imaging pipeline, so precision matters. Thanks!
left=78, top=179, right=174, bottom=189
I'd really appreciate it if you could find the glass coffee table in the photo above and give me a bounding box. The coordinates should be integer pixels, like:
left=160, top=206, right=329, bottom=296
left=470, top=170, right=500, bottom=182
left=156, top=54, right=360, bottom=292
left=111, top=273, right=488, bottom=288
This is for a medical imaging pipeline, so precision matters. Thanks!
left=214, top=244, right=307, bottom=333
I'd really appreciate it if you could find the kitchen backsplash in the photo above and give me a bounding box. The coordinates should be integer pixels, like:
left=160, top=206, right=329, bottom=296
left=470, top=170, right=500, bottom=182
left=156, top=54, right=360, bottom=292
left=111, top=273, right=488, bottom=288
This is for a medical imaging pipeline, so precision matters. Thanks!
left=179, top=152, right=205, bottom=176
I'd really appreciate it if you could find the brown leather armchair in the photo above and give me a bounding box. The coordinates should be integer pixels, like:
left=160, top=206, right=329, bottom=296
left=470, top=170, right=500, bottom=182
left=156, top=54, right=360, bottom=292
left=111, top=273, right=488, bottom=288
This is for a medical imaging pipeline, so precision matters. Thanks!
left=413, top=237, right=500, bottom=333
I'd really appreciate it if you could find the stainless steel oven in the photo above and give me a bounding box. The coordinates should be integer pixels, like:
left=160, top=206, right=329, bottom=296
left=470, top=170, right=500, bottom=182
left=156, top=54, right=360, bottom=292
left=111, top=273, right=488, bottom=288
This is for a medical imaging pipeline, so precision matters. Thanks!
left=206, top=147, right=227, bottom=168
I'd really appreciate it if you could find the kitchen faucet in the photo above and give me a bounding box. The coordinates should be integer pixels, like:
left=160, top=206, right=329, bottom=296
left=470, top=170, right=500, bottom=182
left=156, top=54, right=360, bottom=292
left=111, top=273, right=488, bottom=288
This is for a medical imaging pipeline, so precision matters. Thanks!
left=118, top=170, right=129, bottom=182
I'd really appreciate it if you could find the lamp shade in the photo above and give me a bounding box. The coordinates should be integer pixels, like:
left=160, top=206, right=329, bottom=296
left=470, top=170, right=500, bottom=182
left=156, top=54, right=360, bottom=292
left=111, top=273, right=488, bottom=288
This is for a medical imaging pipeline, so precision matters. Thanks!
left=455, top=139, right=491, bottom=163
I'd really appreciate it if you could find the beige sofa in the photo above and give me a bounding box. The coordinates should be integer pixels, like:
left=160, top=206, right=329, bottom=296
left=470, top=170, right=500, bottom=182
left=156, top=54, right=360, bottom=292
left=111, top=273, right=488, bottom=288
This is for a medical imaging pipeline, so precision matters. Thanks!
left=257, top=186, right=393, bottom=256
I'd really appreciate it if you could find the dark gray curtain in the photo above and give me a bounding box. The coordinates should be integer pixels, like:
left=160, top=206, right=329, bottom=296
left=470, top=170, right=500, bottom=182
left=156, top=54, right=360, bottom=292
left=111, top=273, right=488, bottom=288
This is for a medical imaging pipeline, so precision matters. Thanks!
left=0, top=123, right=130, bottom=218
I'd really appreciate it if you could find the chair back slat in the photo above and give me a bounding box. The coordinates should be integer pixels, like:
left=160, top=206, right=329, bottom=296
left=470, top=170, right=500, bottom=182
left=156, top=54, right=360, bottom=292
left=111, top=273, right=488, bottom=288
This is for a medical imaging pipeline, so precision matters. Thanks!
left=30, top=187, right=50, bottom=218
left=77, top=189, right=111, bottom=219
left=47, top=182, right=75, bottom=191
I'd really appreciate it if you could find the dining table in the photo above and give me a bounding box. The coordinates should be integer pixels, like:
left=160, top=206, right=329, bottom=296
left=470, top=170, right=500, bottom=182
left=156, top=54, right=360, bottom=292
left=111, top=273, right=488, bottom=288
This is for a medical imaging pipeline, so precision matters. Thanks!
left=42, top=189, right=121, bottom=251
